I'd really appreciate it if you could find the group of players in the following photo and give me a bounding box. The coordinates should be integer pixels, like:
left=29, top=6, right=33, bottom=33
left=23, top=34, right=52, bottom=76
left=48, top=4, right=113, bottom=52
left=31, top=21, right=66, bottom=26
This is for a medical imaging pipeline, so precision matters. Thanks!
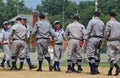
left=0, top=11, right=120, bottom=77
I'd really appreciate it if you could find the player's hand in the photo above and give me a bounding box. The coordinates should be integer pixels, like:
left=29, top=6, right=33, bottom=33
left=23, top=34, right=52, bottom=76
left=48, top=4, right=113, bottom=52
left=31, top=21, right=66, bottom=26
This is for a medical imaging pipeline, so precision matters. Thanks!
left=83, top=40, right=87, bottom=47
left=0, top=40, right=3, bottom=45
left=63, top=39, right=68, bottom=49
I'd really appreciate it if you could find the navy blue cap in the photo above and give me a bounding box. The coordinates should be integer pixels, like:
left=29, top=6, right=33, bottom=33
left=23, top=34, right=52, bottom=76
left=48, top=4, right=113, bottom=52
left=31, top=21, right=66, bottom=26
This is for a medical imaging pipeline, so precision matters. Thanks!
left=21, top=16, right=27, bottom=21
left=3, top=21, right=8, bottom=25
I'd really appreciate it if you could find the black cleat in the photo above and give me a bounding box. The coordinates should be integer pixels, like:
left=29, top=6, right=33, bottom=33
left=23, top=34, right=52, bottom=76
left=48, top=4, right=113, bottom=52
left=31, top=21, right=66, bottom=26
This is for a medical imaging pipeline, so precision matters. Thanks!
left=71, top=68, right=77, bottom=72
left=95, top=68, right=100, bottom=74
left=66, top=69, right=72, bottom=73
left=57, top=68, right=61, bottom=72
left=115, top=68, right=120, bottom=76
left=108, top=70, right=112, bottom=76
left=53, top=67, right=57, bottom=71
left=77, top=70, right=82, bottom=73
left=0, top=64, right=4, bottom=68
left=29, top=65, right=37, bottom=70
left=36, top=68, right=42, bottom=71
left=10, top=67, right=19, bottom=70
left=49, top=65, right=52, bottom=71
left=90, top=69, right=97, bottom=74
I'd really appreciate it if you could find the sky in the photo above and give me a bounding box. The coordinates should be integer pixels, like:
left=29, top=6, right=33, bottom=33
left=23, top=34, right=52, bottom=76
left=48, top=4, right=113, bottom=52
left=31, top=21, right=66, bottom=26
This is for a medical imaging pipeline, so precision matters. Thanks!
left=24, top=0, right=94, bottom=10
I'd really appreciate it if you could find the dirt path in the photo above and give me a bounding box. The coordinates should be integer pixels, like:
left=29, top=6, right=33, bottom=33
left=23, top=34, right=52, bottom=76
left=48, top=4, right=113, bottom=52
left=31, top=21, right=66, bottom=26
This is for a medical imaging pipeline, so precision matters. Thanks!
left=0, top=66, right=119, bottom=78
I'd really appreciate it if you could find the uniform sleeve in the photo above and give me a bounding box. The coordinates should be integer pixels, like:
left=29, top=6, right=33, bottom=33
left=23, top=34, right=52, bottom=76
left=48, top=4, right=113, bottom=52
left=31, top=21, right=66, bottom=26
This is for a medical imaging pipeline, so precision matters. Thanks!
left=49, top=24, right=55, bottom=37
left=0, top=31, right=3, bottom=41
left=65, top=25, right=70, bottom=38
left=32, top=22, right=38, bottom=35
left=62, top=30, right=65, bottom=39
left=84, top=20, right=93, bottom=40
left=104, top=22, right=111, bottom=40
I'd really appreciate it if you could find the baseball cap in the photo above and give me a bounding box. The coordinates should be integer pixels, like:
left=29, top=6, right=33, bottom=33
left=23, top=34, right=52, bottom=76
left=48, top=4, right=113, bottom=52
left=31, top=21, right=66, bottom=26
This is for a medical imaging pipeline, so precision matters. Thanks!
left=109, top=12, right=117, bottom=17
left=21, top=16, right=27, bottom=21
left=73, top=15, right=80, bottom=20
left=54, top=20, right=60, bottom=25
left=3, top=21, right=8, bottom=25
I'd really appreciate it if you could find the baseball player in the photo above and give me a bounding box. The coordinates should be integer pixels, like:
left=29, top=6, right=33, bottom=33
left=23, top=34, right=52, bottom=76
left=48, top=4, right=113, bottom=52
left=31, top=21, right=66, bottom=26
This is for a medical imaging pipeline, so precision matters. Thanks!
left=8, top=17, right=27, bottom=70
left=21, top=16, right=37, bottom=70
left=84, top=12, right=104, bottom=74
left=65, top=16, right=85, bottom=73
left=0, top=21, right=11, bottom=69
left=32, top=14, right=55, bottom=71
left=104, top=12, right=120, bottom=76
left=52, top=20, right=65, bottom=72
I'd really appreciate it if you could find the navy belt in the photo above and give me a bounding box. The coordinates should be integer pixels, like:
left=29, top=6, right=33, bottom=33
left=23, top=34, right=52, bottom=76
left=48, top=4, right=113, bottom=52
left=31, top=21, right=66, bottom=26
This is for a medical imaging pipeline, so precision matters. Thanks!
left=90, top=36, right=103, bottom=38
left=55, top=43, right=62, bottom=45
left=37, top=38, right=48, bottom=40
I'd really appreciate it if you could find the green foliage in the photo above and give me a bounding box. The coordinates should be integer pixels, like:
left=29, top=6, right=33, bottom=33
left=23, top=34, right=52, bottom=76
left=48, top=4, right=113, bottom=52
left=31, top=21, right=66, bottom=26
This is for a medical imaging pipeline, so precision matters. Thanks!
left=36, top=0, right=120, bottom=29
left=0, top=0, right=32, bottom=27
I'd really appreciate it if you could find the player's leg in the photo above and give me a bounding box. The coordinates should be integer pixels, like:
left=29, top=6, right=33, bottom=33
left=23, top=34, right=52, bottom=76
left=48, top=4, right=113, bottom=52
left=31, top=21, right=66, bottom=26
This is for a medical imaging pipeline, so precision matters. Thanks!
left=66, top=40, right=74, bottom=73
left=0, top=56, right=5, bottom=68
left=4, top=44, right=11, bottom=68
left=76, top=41, right=82, bottom=73
left=36, top=42, right=43, bottom=71
left=26, top=44, right=37, bottom=69
left=108, top=62, right=114, bottom=75
left=44, top=41, right=52, bottom=71
left=107, top=42, right=120, bottom=76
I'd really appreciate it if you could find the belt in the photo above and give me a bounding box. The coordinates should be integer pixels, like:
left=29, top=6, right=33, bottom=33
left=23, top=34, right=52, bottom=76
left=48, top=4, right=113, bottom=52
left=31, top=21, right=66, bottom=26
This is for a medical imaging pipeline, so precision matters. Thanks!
left=3, top=43, right=8, bottom=44
left=37, top=38, right=48, bottom=40
left=12, top=39, right=26, bottom=41
left=90, top=36, right=103, bottom=38
left=69, top=38, right=81, bottom=40
left=55, top=43, right=62, bottom=45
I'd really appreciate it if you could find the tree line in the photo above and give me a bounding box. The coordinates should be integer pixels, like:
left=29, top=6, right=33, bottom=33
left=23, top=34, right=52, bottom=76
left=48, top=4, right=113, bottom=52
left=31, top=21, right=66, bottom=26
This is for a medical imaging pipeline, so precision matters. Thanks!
left=0, top=0, right=120, bottom=29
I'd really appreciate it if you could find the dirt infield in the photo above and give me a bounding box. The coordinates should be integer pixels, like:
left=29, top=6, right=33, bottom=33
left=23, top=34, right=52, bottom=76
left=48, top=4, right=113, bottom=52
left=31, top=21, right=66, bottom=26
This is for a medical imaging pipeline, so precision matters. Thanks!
left=0, top=66, right=120, bottom=78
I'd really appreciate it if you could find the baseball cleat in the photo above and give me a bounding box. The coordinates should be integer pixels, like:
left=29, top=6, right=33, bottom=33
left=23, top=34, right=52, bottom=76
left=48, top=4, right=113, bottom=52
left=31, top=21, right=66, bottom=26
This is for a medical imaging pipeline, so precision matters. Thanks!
left=29, top=65, right=37, bottom=70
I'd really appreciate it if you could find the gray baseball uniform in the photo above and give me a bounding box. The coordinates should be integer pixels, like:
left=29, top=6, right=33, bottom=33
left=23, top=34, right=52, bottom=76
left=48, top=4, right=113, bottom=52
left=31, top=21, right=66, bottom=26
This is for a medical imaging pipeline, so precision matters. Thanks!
left=0, top=28, right=11, bottom=62
left=32, top=18, right=55, bottom=71
left=9, top=22, right=27, bottom=59
left=84, top=17, right=104, bottom=61
left=105, top=18, right=120, bottom=62
left=65, top=21, right=85, bottom=60
left=32, top=19, right=55, bottom=61
left=53, top=29, right=65, bottom=61
left=84, top=16, right=104, bottom=74
left=65, top=20, right=85, bottom=73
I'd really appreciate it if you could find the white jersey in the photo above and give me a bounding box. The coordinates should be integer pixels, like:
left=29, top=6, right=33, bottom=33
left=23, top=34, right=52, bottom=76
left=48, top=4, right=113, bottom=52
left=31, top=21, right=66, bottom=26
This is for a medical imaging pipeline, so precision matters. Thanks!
left=0, top=28, right=11, bottom=43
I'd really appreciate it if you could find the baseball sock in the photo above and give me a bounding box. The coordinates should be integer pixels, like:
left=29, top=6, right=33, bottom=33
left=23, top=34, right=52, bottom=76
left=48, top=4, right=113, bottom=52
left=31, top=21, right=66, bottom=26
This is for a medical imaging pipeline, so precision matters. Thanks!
left=89, top=62, right=92, bottom=71
left=56, top=61, right=60, bottom=69
left=77, top=59, right=82, bottom=70
left=95, top=60, right=100, bottom=68
left=7, top=60, right=11, bottom=67
left=67, top=60, right=72, bottom=70
left=89, top=57, right=96, bottom=71
left=45, top=57, right=50, bottom=64
left=71, top=63, right=75, bottom=70
left=11, top=56, right=16, bottom=68
left=111, top=60, right=119, bottom=69
left=26, top=58, right=32, bottom=66
left=53, top=61, right=57, bottom=67
left=19, top=58, right=24, bottom=70
left=1, top=59, right=5, bottom=65
left=38, top=61, right=42, bottom=68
